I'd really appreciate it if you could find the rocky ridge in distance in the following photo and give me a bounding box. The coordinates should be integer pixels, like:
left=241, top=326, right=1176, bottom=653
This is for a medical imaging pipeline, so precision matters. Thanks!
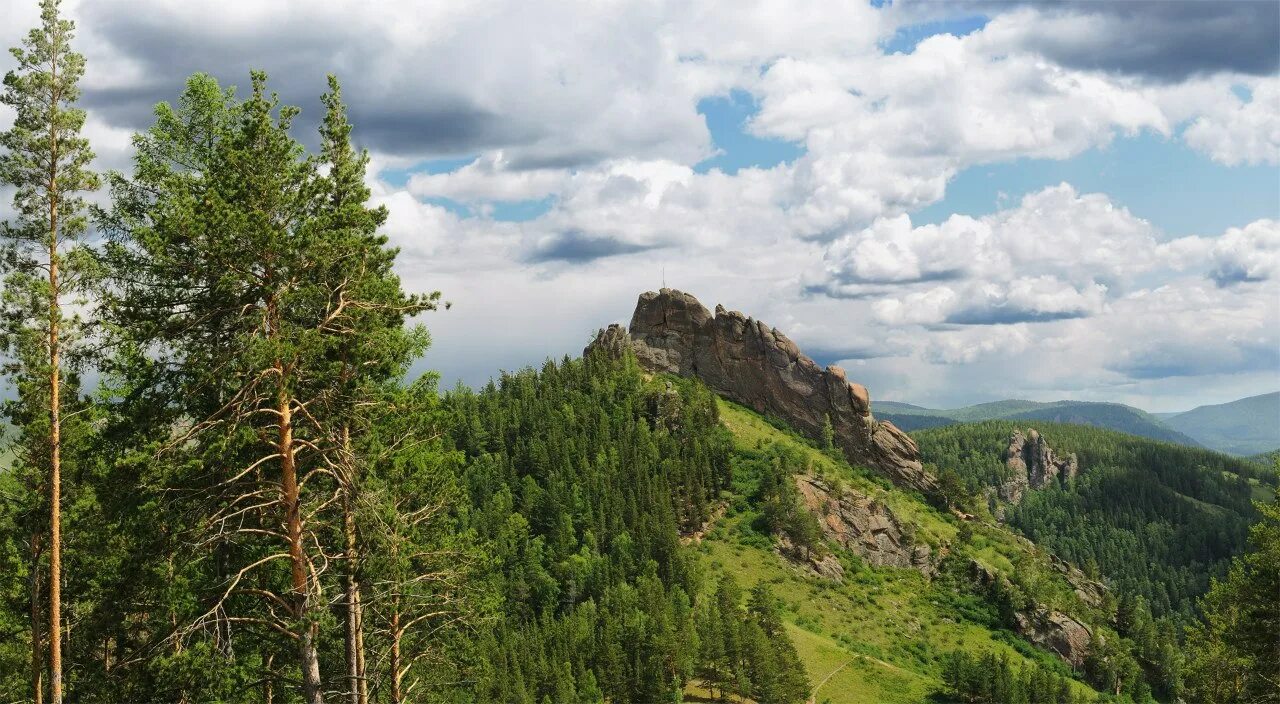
left=588, top=288, right=937, bottom=495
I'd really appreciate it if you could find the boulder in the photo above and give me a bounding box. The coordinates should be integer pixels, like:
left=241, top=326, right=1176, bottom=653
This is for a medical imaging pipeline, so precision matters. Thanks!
left=587, top=289, right=936, bottom=494
left=1013, top=609, right=1093, bottom=668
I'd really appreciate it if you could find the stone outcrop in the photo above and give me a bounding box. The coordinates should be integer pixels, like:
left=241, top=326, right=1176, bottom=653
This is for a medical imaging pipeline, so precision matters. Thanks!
left=968, top=558, right=1096, bottom=667
left=588, top=322, right=632, bottom=360
left=587, top=289, right=935, bottom=494
left=795, top=476, right=935, bottom=576
left=996, top=429, right=1078, bottom=504
left=1013, top=609, right=1093, bottom=668
left=1049, top=554, right=1107, bottom=610
left=778, top=535, right=848, bottom=581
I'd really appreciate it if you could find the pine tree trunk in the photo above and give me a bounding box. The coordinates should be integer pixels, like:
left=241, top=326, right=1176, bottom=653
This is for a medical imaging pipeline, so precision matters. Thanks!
left=264, top=653, right=274, bottom=704
left=30, top=531, right=43, bottom=704
left=278, top=374, right=325, bottom=704
left=354, top=599, right=367, bottom=704
left=343, top=499, right=369, bottom=704
left=342, top=425, right=368, bottom=704
left=390, top=599, right=403, bottom=704
left=343, top=502, right=359, bottom=704
left=47, top=125, right=64, bottom=704
left=299, top=624, right=324, bottom=704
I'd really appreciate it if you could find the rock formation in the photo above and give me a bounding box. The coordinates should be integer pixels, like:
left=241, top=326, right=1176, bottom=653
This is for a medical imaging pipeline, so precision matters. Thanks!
left=1050, top=554, right=1107, bottom=610
left=996, top=429, right=1078, bottom=504
left=968, top=559, right=1094, bottom=667
left=778, top=535, right=848, bottom=582
left=587, top=289, right=936, bottom=494
left=795, top=476, right=935, bottom=576
left=1013, top=610, right=1093, bottom=668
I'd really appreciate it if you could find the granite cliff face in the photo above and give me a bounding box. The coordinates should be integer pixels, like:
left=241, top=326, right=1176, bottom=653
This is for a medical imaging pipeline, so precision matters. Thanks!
left=996, top=429, right=1079, bottom=504
left=588, top=289, right=936, bottom=494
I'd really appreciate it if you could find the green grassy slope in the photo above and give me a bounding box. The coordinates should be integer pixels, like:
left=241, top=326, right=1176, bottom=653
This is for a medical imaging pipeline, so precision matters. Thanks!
left=1162, top=391, right=1280, bottom=455
left=694, top=401, right=1104, bottom=703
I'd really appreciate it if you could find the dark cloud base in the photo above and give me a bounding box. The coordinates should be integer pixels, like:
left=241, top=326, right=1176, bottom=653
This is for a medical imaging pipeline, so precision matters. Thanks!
left=525, top=230, right=663, bottom=264
left=1109, top=343, right=1280, bottom=380
left=943, top=307, right=1089, bottom=326
left=899, top=0, right=1280, bottom=81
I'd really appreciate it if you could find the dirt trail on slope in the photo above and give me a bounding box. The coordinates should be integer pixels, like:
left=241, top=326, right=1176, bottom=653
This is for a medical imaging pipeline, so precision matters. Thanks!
left=808, top=654, right=912, bottom=703
left=808, top=658, right=853, bottom=704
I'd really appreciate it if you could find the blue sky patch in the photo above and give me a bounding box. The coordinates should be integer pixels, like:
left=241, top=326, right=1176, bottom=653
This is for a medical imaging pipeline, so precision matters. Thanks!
left=380, top=155, right=477, bottom=188
left=881, top=14, right=989, bottom=54
left=420, top=196, right=473, bottom=219
left=492, top=197, right=555, bottom=222
left=913, top=133, right=1280, bottom=237
left=695, top=89, right=805, bottom=174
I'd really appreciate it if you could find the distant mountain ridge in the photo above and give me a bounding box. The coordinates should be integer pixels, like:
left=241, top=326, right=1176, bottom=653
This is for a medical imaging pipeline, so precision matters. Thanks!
left=877, top=399, right=1202, bottom=446
left=1161, top=392, right=1280, bottom=456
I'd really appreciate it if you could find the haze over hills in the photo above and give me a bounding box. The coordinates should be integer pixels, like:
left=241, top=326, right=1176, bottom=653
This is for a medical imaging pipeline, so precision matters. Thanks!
left=1160, top=392, right=1280, bottom=456
left=877, top=399, right=1203, bottom=446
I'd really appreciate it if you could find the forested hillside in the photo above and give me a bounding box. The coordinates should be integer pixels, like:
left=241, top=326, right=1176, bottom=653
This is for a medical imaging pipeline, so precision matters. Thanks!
left=0, top=3, right=1275, bottom=704
left=442, top=351, right=807, bottom=702
left=696, top=400, right=1174, bottom=703
left=880, top=400, right=1200, bottom=446
left=913, top=421, right=1274, bottom=622
left=1162, top=391, right=1280, bottom=456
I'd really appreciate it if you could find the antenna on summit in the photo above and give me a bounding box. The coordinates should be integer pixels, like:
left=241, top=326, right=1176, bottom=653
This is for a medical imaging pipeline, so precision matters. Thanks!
left=662, top=266, right=666, bottom=288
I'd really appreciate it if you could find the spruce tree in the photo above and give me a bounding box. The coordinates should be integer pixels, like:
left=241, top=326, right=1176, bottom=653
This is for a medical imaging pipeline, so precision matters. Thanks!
left=0, top=1, right=99, bottom=701
left=1184, top=491, right=1280, bottom=704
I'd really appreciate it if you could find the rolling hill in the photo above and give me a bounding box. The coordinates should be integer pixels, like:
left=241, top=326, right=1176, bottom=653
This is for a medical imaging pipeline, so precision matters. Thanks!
left=1160, top=391, right=1280, bottom=456
left=877, top=399, right=1201, bottom=447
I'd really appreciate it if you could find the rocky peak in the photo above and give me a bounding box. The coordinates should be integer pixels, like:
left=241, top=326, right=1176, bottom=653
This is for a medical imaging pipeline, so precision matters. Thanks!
left=997, top=429, right=1079, bottom=504
left=588, top=289, right=936, bottom=494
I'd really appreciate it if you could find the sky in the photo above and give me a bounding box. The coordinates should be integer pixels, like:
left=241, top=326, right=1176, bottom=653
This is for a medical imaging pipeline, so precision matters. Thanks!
left=0, top=0, right=1277, bottom=412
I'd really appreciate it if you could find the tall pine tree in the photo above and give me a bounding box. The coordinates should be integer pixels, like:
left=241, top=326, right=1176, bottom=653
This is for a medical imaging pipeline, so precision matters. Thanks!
left=311, top=74, right=450, bottom=704
left=0, top=2, right=99, bottom=701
